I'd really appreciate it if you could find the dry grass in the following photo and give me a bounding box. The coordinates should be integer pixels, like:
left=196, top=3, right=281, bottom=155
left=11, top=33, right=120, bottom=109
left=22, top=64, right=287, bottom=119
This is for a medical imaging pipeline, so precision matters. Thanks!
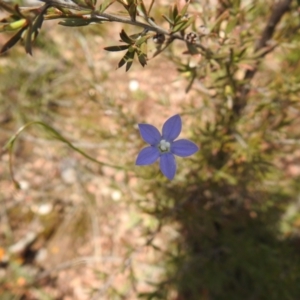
left=0, top=2, right=196, bottom=298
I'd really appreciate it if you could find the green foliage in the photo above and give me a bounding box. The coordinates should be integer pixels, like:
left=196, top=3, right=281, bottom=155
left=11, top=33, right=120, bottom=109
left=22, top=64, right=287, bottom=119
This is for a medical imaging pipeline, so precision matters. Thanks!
left=104, top=29, right=151, bottom=70
left=129, top=1, right=300, bottom=299
left=162, top=1, right=194, bottom=33
left=1, top=0, right=300, bottom=299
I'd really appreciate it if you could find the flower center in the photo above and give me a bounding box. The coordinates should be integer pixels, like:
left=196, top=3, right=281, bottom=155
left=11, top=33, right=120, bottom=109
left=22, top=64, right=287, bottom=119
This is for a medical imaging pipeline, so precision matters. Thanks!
left=158, top=139, right=171, bottom=153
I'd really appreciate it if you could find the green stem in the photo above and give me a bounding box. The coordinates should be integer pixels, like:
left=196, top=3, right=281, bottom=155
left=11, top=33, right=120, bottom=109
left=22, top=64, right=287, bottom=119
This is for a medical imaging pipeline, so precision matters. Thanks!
left=3, top=121, right=125, bottom=188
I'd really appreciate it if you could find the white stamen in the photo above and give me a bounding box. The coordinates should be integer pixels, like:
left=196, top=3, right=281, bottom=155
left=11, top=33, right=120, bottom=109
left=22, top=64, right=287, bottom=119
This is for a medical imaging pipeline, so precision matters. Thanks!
left=159, top=140, right=170, bottom=152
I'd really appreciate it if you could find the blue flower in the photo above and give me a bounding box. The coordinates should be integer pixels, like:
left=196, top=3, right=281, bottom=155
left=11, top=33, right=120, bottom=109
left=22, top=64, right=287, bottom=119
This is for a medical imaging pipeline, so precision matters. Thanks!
left=135, top=114, right=199, bottom=180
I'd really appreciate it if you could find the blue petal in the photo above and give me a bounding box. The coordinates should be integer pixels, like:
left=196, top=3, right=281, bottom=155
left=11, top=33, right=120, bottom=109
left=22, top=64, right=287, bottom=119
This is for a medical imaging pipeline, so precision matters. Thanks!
left=136, top=146, right=160, bottom=165
left=160, top=153, right=176, bottom=180
left=171, top=139, right=199, bottom=157
left=138, top=124, right=161, bottom=145
left=162, top=115, right=182, bottom=141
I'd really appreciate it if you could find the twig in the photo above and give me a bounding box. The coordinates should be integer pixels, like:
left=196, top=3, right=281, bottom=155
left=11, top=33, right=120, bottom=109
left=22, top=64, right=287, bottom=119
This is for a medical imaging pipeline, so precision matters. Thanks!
left=254, top=0, right=292, bottom=53
left=91, top=11, right=168, bottom=36
left=233, top=0, right=292, bottom=115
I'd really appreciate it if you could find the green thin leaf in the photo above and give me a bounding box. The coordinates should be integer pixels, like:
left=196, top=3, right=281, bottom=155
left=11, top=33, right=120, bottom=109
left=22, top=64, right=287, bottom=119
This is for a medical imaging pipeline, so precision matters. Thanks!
left=174, top=1, right=190, bottom=24
left=137, top=42, right=147, bottom=67
left=118, top=49, right=135, bottom=71
left=210, top=9, right=229, bottom=33
left=118, top=49, right=131, bottom=69
left=128, top=2, right=137, bottom=21
left=162, top=14, right=174, bottom=26
left=104, top=45, right=129, bottom=51
left=172, top=4, right=178, bottom=20
left=137, top=0, right=148, bottom=17
left=120, top=29, right=134, bottom=44
left=172, top=17, right=194, bottom=33
left=168, top=5, right=174, bottom=22
left=180, top=0, right=190, bottom=17
left=126, top=60, right=133, bottom=71
left=31, top=11, right=44, bottom=39
left=0, top=26, right=27, bottom=54
left=135, top=33, right=152, bottom=46
left=118, top=55, right=127, bottom=69
left=59, top=18, right=93, bottom=27
left=225, top=17, right=237, bottom=35
left=138, top=51, right=147, bottom=67
left=237, top=46, right=247, bottom=58
left=25, top=23, right=33, bottom=55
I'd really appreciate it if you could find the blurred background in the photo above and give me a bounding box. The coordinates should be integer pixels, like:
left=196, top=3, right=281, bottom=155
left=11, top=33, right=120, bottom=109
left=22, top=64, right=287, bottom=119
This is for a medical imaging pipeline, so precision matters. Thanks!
left=1, top=0, right=300, bottom=299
